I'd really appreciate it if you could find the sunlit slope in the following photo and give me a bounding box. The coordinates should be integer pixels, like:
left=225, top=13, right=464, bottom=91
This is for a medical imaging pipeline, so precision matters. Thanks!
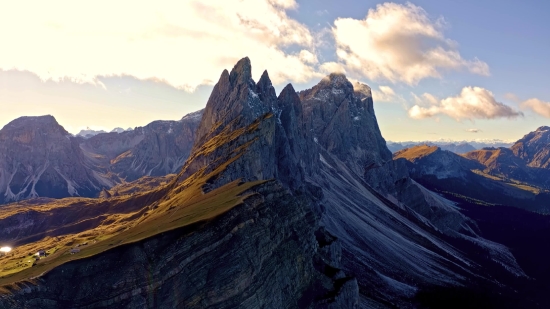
left=0, top=114, right=269, bottom=289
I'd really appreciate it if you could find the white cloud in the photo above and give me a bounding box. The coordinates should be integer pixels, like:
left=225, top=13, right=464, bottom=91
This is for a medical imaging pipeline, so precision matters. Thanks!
left=408, top=87, right=523, bottom=120
left=372, top=86, right=403, bottom=103
left=332, top=2, right=489, bottom=84
left=467, top=128, right=481, bottom=133
left=319, top=62, right=346, bottom=74
left=521, top=98, right=550, bottom=118
left=0, top=0, right=321, bottom=91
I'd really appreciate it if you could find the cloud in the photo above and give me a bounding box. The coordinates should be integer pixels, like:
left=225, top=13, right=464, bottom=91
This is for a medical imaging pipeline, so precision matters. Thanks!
left=467, top=128, right=481, bottom=133
left=408, top=87, right=523, bottom=120
left=0, top=0, right=321, bottom=91
left=412, top=92, right=439, bottom=105
left=319, top=62, right=346, bottom=74
left=504, top=93, right=521, bottom=103
left=521, top=98, right=550, bottom=118
left=372, top=86, right=403, bottom=103
left=331, top=2, right=489, bottom=84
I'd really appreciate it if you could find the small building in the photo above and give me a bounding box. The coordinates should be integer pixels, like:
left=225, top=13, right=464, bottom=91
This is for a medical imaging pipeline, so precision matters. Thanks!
left=35, top=250, right=46, bottom=257
left=70, top=248, right=80, bottom=254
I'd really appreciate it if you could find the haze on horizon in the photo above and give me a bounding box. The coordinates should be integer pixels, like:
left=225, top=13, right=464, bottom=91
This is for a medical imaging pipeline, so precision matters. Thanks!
left=0, top=0, right=549, bottom=142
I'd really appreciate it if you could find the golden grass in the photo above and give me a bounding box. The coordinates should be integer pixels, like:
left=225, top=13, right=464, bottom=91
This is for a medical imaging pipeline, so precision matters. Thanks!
left=471, top=169, right=542, bottom=194
left=393, top=145, right=438, bottom=161
left=0, top=112, right=271, bottom=292
left=0, top=175, right=265, bottom=289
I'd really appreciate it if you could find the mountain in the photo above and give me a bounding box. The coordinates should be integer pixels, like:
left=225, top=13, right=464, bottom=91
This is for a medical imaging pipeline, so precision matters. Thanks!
left=83, top=109, right=203, bottom=182
left=387, top=141, right=476, bottom=154
left=0, top=116, right=111, bottom=205
left=76, top=127, right=107, bottom=138
left=397, top=145, right=550, bottom=213
left=511, top=126, right=550, bottom=168
left=459, top=126, right=550, bottom=191
left=109, top=127, right=133, bottom=133
left=0, top=58, right=533, bottom=308
left=0, top=111, right=203, bottom=205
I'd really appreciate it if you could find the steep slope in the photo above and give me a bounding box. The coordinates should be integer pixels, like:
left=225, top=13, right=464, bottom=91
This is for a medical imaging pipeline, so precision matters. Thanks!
left=299, top=80, right=526, bottom=307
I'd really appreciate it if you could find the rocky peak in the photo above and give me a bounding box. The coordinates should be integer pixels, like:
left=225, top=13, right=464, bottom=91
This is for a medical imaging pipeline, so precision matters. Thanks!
left=511, top=126, right=550, bottom=168
left=0, top=115, right=69, bottom=141
left=299, top=73, right=391, bottom=176
left=255, top=70, right=277, bottom=106
left=192, top=57, right=269, bottom=152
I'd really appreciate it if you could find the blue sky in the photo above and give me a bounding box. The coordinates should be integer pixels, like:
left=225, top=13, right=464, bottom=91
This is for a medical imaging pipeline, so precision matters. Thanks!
left=0, top=0, right=549, bottom=142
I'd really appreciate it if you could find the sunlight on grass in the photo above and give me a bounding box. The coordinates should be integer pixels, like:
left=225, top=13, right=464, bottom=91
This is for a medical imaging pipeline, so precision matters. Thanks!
left=0, top=113, right=270, bottom=293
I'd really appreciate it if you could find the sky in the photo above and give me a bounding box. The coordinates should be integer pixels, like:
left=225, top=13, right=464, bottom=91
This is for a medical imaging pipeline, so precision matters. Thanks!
left=0, top=0, right=549, bottom=142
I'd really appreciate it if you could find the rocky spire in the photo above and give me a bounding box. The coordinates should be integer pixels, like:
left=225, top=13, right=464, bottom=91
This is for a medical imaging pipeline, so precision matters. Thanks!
left=192, top=57, right=269, bottom=152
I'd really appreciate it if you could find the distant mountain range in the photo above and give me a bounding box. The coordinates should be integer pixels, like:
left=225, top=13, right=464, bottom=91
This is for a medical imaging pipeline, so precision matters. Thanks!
left=387, top=139, right=514, bottom=153
left=0, top=110, right=203, bottom=204
left=76, top=127, right=133, bottom=138
left=394, top=127, right=550, bottom=213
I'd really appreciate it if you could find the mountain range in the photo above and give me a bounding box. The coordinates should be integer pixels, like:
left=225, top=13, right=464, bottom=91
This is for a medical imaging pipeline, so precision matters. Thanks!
left=76, top=127, right=133, bottom=138
left=0, top=110, right=202, bottom=205
left=0, top=58, right=549, bottom=308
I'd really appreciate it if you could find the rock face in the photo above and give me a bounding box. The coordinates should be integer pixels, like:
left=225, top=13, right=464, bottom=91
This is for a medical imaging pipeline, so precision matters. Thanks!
left=0, top=111, right=203, bottom=205
left=0, top=58, right=531, bottom=308
left=0, top=116, right=104, bottom=204
left=1, top=183, right=355, bottom=309
left=297, top=81, right=525, bottom=306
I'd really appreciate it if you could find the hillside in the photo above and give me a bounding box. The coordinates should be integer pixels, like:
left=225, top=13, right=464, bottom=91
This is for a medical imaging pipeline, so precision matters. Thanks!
left=398, top=145, right=550, bottom=213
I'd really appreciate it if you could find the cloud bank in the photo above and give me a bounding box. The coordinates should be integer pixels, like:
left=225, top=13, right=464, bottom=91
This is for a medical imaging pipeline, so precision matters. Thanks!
left=332, top=2, right=489, bottom=84
left=0, top=0, right=319, bottom=90
left=409, top=87, right=523, bottom=120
